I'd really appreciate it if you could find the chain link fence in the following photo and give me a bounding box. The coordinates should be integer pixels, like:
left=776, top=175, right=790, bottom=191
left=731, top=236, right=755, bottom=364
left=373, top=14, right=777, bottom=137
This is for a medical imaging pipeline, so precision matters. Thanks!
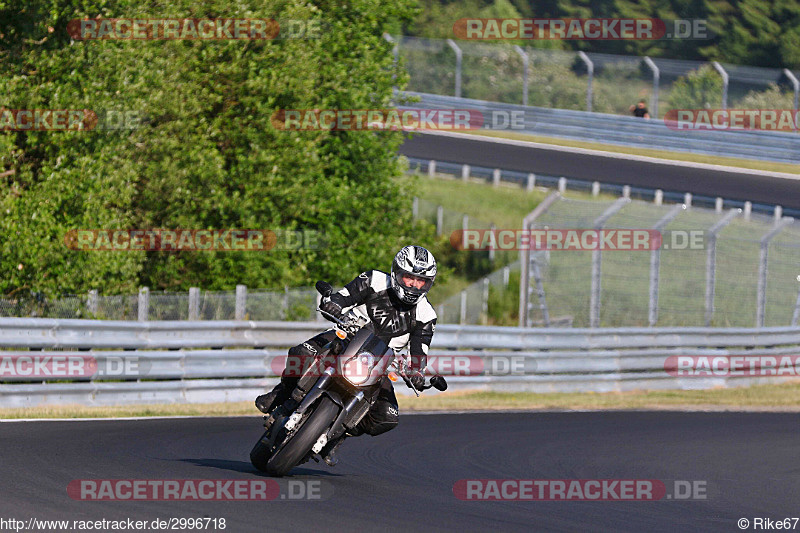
left=521, top=194, right=800, bottom=328
left=392, top=36, right=800, bottom=118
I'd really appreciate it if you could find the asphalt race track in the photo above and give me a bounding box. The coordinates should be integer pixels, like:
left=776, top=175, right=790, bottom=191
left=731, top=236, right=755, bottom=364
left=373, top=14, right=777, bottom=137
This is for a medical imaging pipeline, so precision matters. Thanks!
left=1, top=411, right=797, bottom=532
left=399, top=132, right=800, bottom=210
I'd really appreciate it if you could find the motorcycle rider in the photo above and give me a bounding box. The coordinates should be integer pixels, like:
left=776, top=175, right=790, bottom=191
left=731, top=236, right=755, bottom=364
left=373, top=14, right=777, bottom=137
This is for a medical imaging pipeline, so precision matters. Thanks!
left=255, top=245, right=438, bottom=466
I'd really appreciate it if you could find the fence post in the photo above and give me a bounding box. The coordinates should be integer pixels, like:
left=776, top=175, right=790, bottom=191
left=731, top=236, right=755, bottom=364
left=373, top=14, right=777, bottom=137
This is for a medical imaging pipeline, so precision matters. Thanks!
left=489, top=223, right=496, bottom=262
left=704, top=209, right=740, bottom=326
left=235, top=284, right=247, bottom=320
left=138, top=287, right=149, bottom=322
left=783, top=69, right=799, bottom=111
left=526, top=173, right=535, bottom=192
left=493, top=168, right=501, bottom=187
left=436, top=205, right=444, bottom=237
left=643, top=56, right=660, bottom=118
left=383, top=34, right=398, bottom=88
left=188, top=287, right=200, bottom=320
left=412, top=196, right=419, bottom=219
left=87, top=290, right=98, bottom=316
left=577, top=51, right=594, bottom=112
left=446, top=39, right=462, bottom=98
left=530, top=254, right=550, bottom=327
left=503, top=265, right=510, bottom=287
left=459, top=290, right=467, bottom=324
left=792, top=283, right=800, bottom=326
left=519, top=192, right=561, bottom=327
left=461, top=164, right=470, bottom=182
left=648, top=204, right=684, bottom=326
left=482, top=278, right=490, bottom=325
left=590, top=198, right=629, bottom=327
left=514, top=45, right=529, bottom=106
left=283, top=285, right=290, bottom=320
left=712, top=61, right=729, bottom=110
left=756, top=217, right=794, bottom=327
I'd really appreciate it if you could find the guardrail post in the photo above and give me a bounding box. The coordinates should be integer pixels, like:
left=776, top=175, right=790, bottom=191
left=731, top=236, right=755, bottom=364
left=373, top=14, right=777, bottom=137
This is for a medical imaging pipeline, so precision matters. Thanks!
left=744, top=201, right=752, bottom=221
left=592, top=181, right=600, bottom=197
left=654, top=189, right=663, bottom=205
left=715, top=197, right=723, bottom=213
left=138, top=287, right=149, bottom=322
left=622, top=185, right=631, bottom=199
left=412, top=196, right=419, bottom=219
left=493, top=168, right=501, bottom=187
left=514, top=45, right=529, bottom=106
left=235, top=284, right=247, bottom=320
left=462, top=164, right=470, bottom=181
left=704, top=209, right=740, bottom=326
left=684, top=192, right=692, bottom=207
left=756, top=217, right=794, bottom=327
left=87, top=290, right=98, bottom=316
left=428, top=160, right=436, bottom=177
left=578, top=51, right=594, bottom=112
left=643, top=57, right=660, bottom=118
left=712, top=61, right=728, bottom=110
left=783, top=69, right=799, bottom=111
left=446, top=39, right=462, bottom=98
left=774, top=205, right=783, bottom=224
left=648, top=204, right=684, bottom=326
left=590, top=197, right=630, bottom=327
left=526, top=173, right=535, bottom=192
left=459, top=290, right=467, bottom=324
left=188, top=288, right=200, bottom=320
left=558, top=177, right=567, bottom=193
left=436, top=205, right=444, bottom=236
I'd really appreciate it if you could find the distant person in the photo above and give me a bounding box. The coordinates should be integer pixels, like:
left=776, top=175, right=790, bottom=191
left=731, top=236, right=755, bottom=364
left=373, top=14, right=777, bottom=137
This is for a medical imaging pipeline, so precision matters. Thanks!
left=630, top=100, right=650, bottom=119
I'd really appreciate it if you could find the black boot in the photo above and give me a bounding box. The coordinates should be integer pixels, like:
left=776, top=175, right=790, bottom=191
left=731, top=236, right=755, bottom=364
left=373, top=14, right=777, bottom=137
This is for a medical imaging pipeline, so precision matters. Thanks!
left=255, top=383, right=288, bottom=414
left=321, top=436, right=346, bottom=467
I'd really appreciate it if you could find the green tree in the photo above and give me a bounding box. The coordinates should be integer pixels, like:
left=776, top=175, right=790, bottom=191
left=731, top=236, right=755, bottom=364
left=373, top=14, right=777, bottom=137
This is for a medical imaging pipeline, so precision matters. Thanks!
left=667, top=64, right=723, bottom=110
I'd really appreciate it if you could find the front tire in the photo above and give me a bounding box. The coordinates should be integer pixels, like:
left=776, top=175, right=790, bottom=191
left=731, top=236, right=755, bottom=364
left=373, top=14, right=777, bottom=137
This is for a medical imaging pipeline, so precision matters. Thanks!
left=260, top=397, right=339, bottom=477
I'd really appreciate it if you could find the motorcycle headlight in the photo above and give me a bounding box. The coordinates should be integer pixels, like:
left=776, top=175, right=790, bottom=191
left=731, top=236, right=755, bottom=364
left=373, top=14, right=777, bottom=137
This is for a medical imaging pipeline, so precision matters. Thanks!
left=342, top=352, right=376, bottom=386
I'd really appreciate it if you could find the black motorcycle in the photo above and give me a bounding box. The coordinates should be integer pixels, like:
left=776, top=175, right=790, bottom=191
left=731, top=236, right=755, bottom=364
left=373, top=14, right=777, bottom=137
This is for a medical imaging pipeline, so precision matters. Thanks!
left=250, top=281, right=447, bottom=476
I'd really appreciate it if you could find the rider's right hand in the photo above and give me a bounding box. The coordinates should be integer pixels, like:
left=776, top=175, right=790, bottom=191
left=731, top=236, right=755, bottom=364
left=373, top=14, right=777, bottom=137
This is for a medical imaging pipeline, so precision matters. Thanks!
left=320, top=298, right=343, bottom=321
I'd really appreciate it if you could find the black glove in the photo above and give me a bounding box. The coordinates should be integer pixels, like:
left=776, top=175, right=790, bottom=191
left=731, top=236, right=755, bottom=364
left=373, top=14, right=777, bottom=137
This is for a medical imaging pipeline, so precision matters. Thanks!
left=407, top=370, right=425, bottom=390
left=320, top=298, right=343, bottom=320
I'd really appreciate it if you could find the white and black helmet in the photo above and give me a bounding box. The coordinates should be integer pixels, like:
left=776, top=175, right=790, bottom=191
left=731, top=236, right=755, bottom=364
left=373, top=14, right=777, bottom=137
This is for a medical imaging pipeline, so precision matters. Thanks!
left=390, top=245, right=437, bottom=305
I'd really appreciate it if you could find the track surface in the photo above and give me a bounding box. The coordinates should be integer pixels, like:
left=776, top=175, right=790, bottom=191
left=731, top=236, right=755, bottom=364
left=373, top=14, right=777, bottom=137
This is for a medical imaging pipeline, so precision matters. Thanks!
left=1, top=412, right=798, bottom=532
left=399, top=132, right=800, bottom=209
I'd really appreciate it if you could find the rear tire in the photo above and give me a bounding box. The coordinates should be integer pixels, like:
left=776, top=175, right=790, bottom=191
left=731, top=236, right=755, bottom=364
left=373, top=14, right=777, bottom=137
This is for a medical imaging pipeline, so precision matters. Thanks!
left=259, top=397, right=339, bottom=477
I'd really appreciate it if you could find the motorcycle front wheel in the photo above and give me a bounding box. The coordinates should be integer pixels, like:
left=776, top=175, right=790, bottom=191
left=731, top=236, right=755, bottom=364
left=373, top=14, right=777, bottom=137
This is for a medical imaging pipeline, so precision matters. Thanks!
left=257, top=396, right=339, bottom=477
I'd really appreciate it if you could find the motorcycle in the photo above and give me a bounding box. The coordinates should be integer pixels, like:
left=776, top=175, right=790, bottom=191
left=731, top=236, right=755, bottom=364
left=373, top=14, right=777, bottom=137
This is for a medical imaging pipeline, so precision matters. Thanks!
left=250, top=281, right=448, bottom=476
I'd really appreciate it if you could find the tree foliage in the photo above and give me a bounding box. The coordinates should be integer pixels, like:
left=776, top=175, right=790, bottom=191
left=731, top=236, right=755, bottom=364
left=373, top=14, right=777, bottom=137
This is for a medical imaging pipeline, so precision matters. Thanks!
left=0, top=0, right=419, bottom=297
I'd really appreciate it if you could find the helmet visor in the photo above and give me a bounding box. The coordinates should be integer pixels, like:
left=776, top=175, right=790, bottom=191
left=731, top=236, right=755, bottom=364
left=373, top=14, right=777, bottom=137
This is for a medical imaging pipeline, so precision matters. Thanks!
left=396, top=272, right=434, bottom=293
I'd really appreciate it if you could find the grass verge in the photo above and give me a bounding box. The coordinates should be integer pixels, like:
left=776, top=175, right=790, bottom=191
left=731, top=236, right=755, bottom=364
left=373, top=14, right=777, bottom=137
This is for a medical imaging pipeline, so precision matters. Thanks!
left=3, top=381, right=799, bottom=419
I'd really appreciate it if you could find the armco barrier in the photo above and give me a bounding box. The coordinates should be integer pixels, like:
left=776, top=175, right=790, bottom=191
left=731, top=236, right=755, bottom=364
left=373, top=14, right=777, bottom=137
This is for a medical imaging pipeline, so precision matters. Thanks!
left=1, top=318, right=799, bottom=407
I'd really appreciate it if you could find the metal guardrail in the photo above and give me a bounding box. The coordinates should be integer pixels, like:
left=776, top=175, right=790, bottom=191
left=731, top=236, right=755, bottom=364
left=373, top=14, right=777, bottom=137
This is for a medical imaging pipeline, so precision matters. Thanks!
left=1, top=319, right=799, bottom=407
left=403, top=92, right=800, bottom=164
